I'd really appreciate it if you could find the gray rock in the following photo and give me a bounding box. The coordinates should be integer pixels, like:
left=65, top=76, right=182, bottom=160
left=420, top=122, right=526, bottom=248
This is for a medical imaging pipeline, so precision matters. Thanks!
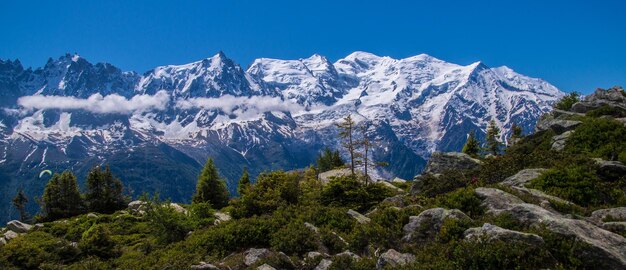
left=87, top=213, right=98, bottom=218
left=69, top=241, right=78, bottom=248
left=335, top=250, right=361, bottom=261
left=319, top=168, right=352, bottom=184
left=314, top=259, right=333, bottom=270
left=402, top=208, right=471, bottom=243
left=128, top=200, right=147, bottom=212
left=244, top=248, right=271, bottom=266
left=168, top=203, right=188, bottom=215
left=0, top=237, right=6, bottom=246
left=392, top=177, right=407, bottom=183
left=307, top=251, right=325, bottom=260
left=347, top=209, right=371, bottom=224
left=381, top=195, right=405, bottom=207
left=213, top=211, right=232, bottom=225
left=190, top=262, right=219, bottom=270
left=551, top=131, right=573, bottom=151
left=423, top=152, right=482, bottom=175
left=464, top=223, right=544, bottom=246
left=571, top=87, right=626, bottom=114
left=3, top=230, right=18, bottom=241
left=257, top=263, right=276, bottom=270
left=553, top=109, right=585, bottom=117
left=501, top=168, right=548, bottom=187
left=6, top=220, right=33, bottom=233
left=591, top=207, right=626, bottom=223
left=34, top=223, right=44, bottom=229
left=376, top=249, right=416, bottom=269
left=602, top=222, right=626, bottom=235
left=593, top=158, right=626, bottom=180
left=535, top=117, right=582, bottom=134
left=475, top=187, right=626, bottom=269
left=304, top=222, right=320, bottom=233
left=379, top=181, right=404, bottom=193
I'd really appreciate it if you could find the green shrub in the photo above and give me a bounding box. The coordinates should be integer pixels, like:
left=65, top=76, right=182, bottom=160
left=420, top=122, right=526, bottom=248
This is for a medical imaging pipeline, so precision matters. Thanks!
left=452, top=238, right=554, bottom=269
left=436, top=218, right=473, bottom=243
left=270, top=221, right=318, bottom=255
left=79, top=224, right=117, bottom=258
left=417, top=171, right=470, bottom=197
left=320, top=176, right=393, bottom=212
left=565, top=117, right=626, bottom=161
left=530, top=165, right=600, bottom=206
left=320, top=227, right=348, bottom=254
left=0, top=231, right=78, bottom=269
left=586, top=105, right=626, bottom=118
left=554, top=92, right=580, bottom=110
left=143, top=195, right=194, bottom=244
left=436, top=188, right=484, bottom=218
left=189, top=202, right=215, bottom=229
left=232, top=171, right=301, bottom=218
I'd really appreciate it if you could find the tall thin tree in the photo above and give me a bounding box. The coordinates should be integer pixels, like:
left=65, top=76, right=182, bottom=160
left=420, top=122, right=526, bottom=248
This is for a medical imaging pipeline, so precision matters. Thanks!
left=193, top=158, right=229, bottom=208
left=12, top=188, right=31, bottom=223
left=336, top=115, right=359, bottom=176
left=485, top=120, right=501, bottom=155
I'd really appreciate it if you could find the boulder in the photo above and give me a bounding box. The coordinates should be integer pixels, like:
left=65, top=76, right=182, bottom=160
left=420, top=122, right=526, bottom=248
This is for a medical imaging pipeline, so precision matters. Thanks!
left=590, top=207, right=626, bottom=223
left=379, top=181, right=404, bottom=193
left=0, top=237, right=6, bottom=246
left=402, top=208, right=471, bottom=243
left=392, top=177, right=407, bottom=183
left=6, top=220, right=33, bottom=233
left=257, top=264, right=276, bottom=270
left=244, top=248, right=271, bottom=266
left=475, top=187, right=626, bottom=269
left=347, top=209, right=371, bottom=224
left=314, top=258, right=332, bottom=270
left=319, top=168, right=352, bottom=184
left=551, top=131, right=573, bottom=151
left=190, top=262, right=219, bottom=270
left=423, top=152, right=482, bottom=175
left=535, top=117, right=582, bottom=134
left=381, top=195, right=405, bottom=207
left=214, top=211, right=232, bottom=225
left=571, top=87, right=626, bottom=114
left=501, top=168, right=548, bottom=187
left=168, top=203, right=188, bottom=215
left=87, top=213, right=98, bottom=218
left=376, top=249, right=416, bottom=269
left=335, top=250, right=361, bottom=261
left=464, top=223, right=544, bottom=246
left=3, top=230, right=18, bottom=241
left=593, top=158, right=626, bottom=181
left=602, top=222, right=626, bottom=235
left=306, top=251, right=326, bottom=260
left=128, top=200, right=147, bottom=212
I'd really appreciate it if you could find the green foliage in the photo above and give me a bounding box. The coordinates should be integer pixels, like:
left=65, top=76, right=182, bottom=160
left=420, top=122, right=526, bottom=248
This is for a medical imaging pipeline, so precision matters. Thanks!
left=417, top=171, right=471, bottom=197
left=554, top=92, right=580, bottom=110
left=436, top=217, right=473, bottom=243
left=232, top=170, right=301, bottom=218
left=320, top=176, right=393, bottom=212
left=189, top=202, right=215, bottom=229
left=316, top=147, right=345, bottom=173
left=237, top=167, right=251, bottom=196
left=85, top=165, right=128, bottom=214
left=461, top=130, right=480, bottom=157
left=192, top=158, right=230, bottom=209
left=12, top=188, right=31, bottom=223
left=270, top=221, right=318, bottom=255
left=451, top=238, right=554, bottom=270
left=565, top=117, right=626, bottom=161
left=435, top=188, right=484, bottom=218
left=510, top=123, right=523, bottom=139
left=0, top=231, right=78, bottom=269
left=586, top=104, right=626, bottom=118
left=79, top=224, right=117, bottom=258
left=319, top=227, right=348, bottom=254
left=484, top=119, right=501, bottom=155
left=41, top=171, right=86, bottom=221
left=336, top=115, right=360, bottom=176
left=143, top=194, right=193, bottom=244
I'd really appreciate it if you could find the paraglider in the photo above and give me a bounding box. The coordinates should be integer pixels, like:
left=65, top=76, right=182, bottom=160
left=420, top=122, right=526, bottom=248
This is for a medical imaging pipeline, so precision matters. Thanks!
left=39, top=170, right=52, bottom=178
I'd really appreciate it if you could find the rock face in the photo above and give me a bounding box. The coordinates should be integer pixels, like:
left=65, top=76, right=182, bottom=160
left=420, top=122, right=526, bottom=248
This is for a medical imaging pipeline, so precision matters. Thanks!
left=475, top=187, right=626, bottom=269
left=314, top=258, right=332, bottom=270
left=213, top=211, right=232, bottom=225
left=570, top=86, right=626, bottom=114
left=190, top=262, right=219, bottom=270
left=6, top=220, right=33, bottom=233
left=422, top=152, right=482, bottom=175
left=551, top=130, right=573, bottom=151
left=501, top=168, right=548, bottom=187
left=318, top=168, right=352, bottom=184
left=376, top=249, right=416, bottom=269
left=244, top=248, right=271, bottom=266
left=168, top=203, right=188, bottom=215
left=590, top=207, right=626, bottom=223
left=257, top=264, right=276, bottom=270
left=535, top=114, right=582, bottom=134
left=402, top=208, right=471, bottom=243
left=3, top=230, right=18, bottom=241
left=603, top=222, right=626, bottom=235
left=464, top=223, right=544, bottom=246
left=347, top=209, right=371, bottom=224
left=128, top=200, right=147, bottom=212
left=593, top=158, right=626, bottom=180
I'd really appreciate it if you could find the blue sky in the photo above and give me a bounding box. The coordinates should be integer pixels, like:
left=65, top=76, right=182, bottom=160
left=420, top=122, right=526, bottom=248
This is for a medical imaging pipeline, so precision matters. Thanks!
left=1, top=0, right=624, bottom=93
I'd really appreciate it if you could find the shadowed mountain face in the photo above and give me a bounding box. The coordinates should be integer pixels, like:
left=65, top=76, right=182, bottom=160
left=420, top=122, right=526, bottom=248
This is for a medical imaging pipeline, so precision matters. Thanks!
left=0, top=52, right=563, bottom=222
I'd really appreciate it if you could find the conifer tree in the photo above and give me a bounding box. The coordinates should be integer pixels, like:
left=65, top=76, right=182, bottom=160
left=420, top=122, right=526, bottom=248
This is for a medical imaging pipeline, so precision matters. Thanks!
left=462, top=130, right=480, bottom=158
left=85, top=165, right=128, bottom=214
left=336, top=115, right=360, bottom=176
left=316, top=147, right=344, bottom=173
left=485, top=120, right=501, bottom=155
left=237, top=167, right=251, bottom=196
left=42, top=171, right=85, bottom=220
left=12, top=188, right=31, bottom=223
left=510, top=123, right=523, bottom=141
left=192, top=158, right=229, bottom=208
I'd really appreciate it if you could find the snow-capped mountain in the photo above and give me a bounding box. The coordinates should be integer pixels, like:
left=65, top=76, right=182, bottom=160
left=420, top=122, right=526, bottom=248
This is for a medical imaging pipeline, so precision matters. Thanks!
left=0, top=52, right=563, bottom=222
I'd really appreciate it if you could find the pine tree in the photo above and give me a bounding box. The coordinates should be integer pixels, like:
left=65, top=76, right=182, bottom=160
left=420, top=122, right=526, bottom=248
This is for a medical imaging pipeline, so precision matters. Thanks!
left=316, top=147, right=344, bottom=173
left=192, top=158, right=229, bottom=208
left=237, top=167, right=251, bottom=196
left=358, top=124, right=387, bottom=185
left=86, top=165, right=128, bottom=214
left=510, top=123, right=523, bottom=141
left=12, top=188, right=31, bottom=223
left=462, top=130, right=480, bottom=157
left=336, top=115, right=360, bottom=176
left=485, top=120, right=501, bottom=155
left=42, top=171, right=85, bottom=220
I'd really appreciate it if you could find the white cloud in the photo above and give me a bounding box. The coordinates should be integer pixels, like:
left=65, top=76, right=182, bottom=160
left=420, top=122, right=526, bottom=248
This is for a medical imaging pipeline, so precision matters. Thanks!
left=175, top=95, right=304, bottom=119
left=17, top=91, right=170, bottom=114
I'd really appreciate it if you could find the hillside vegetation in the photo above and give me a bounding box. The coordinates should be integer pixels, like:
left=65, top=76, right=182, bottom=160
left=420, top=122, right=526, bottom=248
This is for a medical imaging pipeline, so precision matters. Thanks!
left=1, top=87, right=625, bottom=270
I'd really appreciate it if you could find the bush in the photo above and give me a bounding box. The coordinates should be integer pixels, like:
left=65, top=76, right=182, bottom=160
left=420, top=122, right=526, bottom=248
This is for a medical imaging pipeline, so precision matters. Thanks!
left=0, top=231, right=78, bottom=269
left=270, top=221, right=318, bottom=255
left=233, top=171, right=301, bottom=218
left=436, top=188, right=484, bottom=218
left=143, top=195, right=194, bottom=244
left=189, top=202, right=215, bottom=229
left=554, top=92, right=580, bottom=110
left=321, top=176, right=393, bottom=212
left=79, top=224, right=117, bottom=258
left=565, top=117, right=626, bottom=161
left=452, top=238, right=554, bottom=269
left=586, top=105, right=626, bottom=118
left=530, top=165, right=601, bottom=206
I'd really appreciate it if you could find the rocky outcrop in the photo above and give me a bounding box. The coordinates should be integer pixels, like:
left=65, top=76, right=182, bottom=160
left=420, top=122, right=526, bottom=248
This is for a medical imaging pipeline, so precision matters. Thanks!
left=347, top=209, right=371, bottom=224
left=475, top=187, right=626, bottom=269
left=335, top=250, right=361, bottom=261
left=381, top=195, right=405, bottom=207
left=501, top=169, right=548, bottom=187
left=376, top=249, right=416, bottom=269
left=214, top=211, right=232, bottom=225
left=603, top=222, right=626, bottom=235
left=190, top=262, right=219, bottom=270
left=422, top=152, right=482, bottom=175
left=3, top=230, right=18, bottom=241
left=318, top=168, right=352, bottom=184
left=314, top=258, right=332, bottom=270
left=535, top=113, right=582, bottom=134
left=128, top=200, right=147, bottom=212
left=570, top=86, right=626, bottom=114
left=379, top=181, right=404, bottom=193
left=402, top=208, right=471, bottom=243
left=590, top=207, right=626, bottom=223
left=244, top=248, right=272, bottom=266
left=464, top=223, right=544, bottom=246
left=551, top=130, right=573, bottom=151
left=6, top=220, right=33, bottom=233
left=593, top=158, right=626, bottom=180
left=168, top=203, right=188, bottom=215
left=257, top=264, right=276, bottom=270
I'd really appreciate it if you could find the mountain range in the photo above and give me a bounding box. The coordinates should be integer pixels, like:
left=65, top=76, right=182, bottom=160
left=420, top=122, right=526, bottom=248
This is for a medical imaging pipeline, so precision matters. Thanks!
left=0, top=51, right=563, bottom=221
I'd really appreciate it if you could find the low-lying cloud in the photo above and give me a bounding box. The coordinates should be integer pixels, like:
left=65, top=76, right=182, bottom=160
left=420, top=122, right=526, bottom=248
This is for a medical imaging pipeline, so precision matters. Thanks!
left=17, top=91, right=170, bottom=114
left=176, top=95, right=304, bottom=119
